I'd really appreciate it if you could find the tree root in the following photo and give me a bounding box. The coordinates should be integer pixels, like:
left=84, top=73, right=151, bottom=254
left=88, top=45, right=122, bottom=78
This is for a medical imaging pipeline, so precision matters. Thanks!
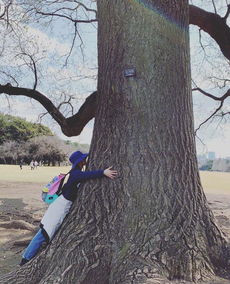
left=12, top=237, right=33, bottom=247
left=0, top=220, right=36, bottom=231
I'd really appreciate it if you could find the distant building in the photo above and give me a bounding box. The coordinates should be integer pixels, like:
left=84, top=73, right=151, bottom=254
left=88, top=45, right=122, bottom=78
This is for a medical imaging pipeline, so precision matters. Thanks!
left=197, top=152, right=215, bottom=166
left=197, top=154, right=208, bottom=167
left=197, top=151, right=217, bottom=170
left=197, top=151, right=230, bottom=172
left=207, top=152, right=216, bottom=160
left=212, top=158, right=230, bottom=172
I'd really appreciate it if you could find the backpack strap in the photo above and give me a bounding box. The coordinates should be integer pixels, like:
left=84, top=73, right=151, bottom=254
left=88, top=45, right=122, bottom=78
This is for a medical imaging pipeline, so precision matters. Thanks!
left=56, top=170, right=71, bottom=195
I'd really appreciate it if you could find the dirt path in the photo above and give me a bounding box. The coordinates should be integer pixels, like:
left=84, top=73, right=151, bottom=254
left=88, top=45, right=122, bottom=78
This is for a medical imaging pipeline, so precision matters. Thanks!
left=0, top=181, right=46, bottom=275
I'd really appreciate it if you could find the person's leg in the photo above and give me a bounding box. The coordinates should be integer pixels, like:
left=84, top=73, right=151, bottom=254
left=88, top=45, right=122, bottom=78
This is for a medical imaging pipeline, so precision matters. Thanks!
left=22, top=229, right=46, bottom=261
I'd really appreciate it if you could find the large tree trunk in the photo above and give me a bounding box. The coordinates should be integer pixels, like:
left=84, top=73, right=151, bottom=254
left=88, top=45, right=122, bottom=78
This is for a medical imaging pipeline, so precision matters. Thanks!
left=0, top=1, right=228, bottom=283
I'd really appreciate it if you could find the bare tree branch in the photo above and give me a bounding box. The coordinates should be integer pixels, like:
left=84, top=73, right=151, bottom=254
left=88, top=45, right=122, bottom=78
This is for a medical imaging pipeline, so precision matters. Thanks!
left=219, top=111, right=230, bottom=117
left=189, top=4, right=230, bottom=60
left=16, top=53, right=38, bottom=90
left=223, top=4, right=230, bottom=21
left=195, top=101, right=224, bottom=135
left=0, top=84, right=97, bottom=137
left=64, top=22, right=78, bottom=66
left=192, top=87, right=230, bottom=101
left=35, top=10, right=97, bottom=24
left=0, top=71, right=19, bottom=86
left=198, top=28, right=207, bottom=54
left=20, top=4, right=230, bottom=62
left=0, top=0, right=12, bottom=21
left=209, top=76, right=230, bottom=89
left=65, top=90, right=97, bottom=135
left=74, top=0, right=97, bottom=17
left=211, top=0, right=217, bottom=14
left=193, top=88, right=230, bottom=133
left=57, top=92, right=74, bottom=116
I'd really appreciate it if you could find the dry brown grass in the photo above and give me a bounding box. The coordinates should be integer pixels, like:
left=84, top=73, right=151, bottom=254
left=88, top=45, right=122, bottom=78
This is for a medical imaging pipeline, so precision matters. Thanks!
left=200, top=171, right=230, bottom=194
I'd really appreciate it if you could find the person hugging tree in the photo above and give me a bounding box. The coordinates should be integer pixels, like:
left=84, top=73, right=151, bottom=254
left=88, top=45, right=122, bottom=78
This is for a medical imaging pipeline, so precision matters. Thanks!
left=20, top=151, right=118, bottom=266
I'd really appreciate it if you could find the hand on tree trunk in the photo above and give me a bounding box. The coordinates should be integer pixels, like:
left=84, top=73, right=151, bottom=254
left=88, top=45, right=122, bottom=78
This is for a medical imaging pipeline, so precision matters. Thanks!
left=103, top=167, right=118, bottom=179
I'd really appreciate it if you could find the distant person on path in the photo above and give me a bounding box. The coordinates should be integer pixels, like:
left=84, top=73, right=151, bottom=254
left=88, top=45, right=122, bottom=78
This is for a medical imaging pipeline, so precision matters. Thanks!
left=20, top=151, right=118, bottom=266
left=30, top=160, right=34, bottom=170
left=19, top=159, right=23, bottom=170
left=34, top=160, right=38, bottom=169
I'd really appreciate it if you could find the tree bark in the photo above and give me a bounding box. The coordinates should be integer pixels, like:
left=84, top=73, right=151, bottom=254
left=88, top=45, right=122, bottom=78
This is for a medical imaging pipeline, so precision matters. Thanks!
left=0, top=1, right=229, bottom=283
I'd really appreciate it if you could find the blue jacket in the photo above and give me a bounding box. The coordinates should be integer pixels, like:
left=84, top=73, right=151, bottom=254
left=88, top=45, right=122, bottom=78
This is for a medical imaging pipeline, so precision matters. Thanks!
left=62, top=166, right=104, bottom=201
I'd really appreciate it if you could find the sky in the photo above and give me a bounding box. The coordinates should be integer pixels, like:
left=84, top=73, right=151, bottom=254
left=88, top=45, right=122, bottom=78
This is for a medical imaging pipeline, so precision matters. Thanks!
left=0, top=0, right=229, bottom=158
left=189, top=0, right=230, bottom=158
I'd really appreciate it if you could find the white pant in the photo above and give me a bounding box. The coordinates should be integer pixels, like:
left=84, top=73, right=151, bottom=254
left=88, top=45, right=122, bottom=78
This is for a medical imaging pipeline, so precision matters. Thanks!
left=41, top=195, right=72, bottom=240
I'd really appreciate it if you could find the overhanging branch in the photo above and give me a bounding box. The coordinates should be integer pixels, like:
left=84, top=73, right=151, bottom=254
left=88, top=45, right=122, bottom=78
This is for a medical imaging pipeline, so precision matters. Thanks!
left=223, top=4, right=230, bottom=21
left=0, top=84, right=97, bottom=137
left=192, top=87, right=230, bottom=101
left=189, top=4, right=230, bottom=61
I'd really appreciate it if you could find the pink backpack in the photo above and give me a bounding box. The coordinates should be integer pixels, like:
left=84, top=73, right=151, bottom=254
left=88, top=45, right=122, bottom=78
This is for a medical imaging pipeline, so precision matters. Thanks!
left=41, top=172, right=70, bottom=204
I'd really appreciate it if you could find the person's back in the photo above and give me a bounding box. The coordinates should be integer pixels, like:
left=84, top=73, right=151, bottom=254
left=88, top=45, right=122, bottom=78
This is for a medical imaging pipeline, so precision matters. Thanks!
left=61, top=166, right=104, bottom=202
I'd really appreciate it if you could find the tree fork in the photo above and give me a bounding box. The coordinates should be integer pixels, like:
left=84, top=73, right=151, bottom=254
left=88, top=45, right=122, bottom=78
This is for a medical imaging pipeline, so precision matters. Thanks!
left=189, top=5, right=230, bottom=61
left=0, top=84, right=97, bottom=136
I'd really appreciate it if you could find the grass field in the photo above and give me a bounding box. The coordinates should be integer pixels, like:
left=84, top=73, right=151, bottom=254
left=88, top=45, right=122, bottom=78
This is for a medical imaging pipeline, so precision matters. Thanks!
left=0, top=165, right=71, bottom=183
left=200, top=171, right=230, bottom=194
left=0, top=165, right=230, bottom=194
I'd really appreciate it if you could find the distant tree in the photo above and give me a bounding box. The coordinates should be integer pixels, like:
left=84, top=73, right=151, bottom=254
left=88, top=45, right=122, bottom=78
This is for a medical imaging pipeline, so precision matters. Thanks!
left=0, top=135, right=69, bottom=165
left=65, top=140, right=89, bottom=153
left=199, top=160, right=213, bottom=171
left=0, top=140, right=21, bottom=164
left=24, top=136, right=68, bottom=166
left=0, top=113, right=53, bottom=144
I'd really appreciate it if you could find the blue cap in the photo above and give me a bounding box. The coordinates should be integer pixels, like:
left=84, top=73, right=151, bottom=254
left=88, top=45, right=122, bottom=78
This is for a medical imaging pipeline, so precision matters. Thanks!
left=69, top=151, right=88, bottom=169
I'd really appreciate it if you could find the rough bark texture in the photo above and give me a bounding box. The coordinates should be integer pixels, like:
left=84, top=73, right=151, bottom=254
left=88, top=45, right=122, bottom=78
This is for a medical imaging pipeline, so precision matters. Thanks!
left=0, top=1, right=229, bottom=283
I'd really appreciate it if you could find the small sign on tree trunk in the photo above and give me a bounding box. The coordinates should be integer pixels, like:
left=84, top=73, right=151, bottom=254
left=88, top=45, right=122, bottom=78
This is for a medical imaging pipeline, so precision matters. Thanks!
left=124, top=67, right=136, bottom=77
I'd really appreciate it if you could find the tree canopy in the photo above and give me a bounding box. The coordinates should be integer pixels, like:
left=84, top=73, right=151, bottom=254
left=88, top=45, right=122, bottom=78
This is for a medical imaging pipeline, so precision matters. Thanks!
left=0, top=113, right=89, bottom=165
left=0, top=113, right=53, bottom=144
